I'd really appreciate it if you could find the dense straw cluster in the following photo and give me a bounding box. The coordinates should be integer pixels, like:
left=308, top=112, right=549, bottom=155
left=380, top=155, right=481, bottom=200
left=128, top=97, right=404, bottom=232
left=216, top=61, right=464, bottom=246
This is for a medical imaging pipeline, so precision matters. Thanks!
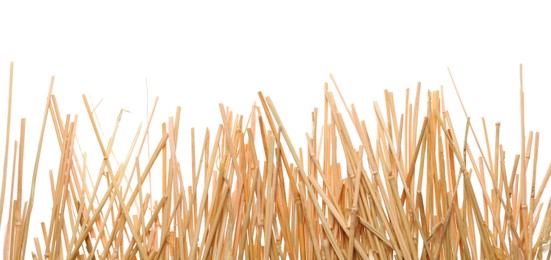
left=1, top=63, right=551, bottom=259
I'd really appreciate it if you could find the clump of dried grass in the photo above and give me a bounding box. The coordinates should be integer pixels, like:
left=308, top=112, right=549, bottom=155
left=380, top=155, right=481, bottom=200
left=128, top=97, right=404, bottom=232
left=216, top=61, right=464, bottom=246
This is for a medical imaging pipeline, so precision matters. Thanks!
left=1, top=62, right=550, bottom=259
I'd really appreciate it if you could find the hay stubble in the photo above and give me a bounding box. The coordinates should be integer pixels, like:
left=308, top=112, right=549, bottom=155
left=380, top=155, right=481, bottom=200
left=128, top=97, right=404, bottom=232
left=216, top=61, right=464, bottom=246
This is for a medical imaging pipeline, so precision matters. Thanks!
left=1, top=63, right=551, bottom=259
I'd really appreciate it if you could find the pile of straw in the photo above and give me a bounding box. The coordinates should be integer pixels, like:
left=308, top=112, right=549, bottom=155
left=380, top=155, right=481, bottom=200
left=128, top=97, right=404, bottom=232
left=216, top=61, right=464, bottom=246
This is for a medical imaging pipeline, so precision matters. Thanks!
left=1, top=63, right=550, bottom=259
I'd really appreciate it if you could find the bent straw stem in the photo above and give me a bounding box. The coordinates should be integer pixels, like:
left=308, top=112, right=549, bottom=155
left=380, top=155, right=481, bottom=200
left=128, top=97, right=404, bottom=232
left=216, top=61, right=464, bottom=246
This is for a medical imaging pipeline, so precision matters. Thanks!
left=20, top=76, right=54, bottom=260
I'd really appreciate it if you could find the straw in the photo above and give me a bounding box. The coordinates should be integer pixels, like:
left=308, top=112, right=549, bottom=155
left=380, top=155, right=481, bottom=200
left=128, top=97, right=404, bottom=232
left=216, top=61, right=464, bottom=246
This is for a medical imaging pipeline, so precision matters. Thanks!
left=0, top=64, right=549, bottom=259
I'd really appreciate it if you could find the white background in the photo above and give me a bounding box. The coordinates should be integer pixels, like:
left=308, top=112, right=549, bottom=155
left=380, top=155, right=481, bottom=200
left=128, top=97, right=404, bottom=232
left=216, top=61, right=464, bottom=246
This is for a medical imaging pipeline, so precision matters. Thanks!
left=1, top=1, right=551, bottom=256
